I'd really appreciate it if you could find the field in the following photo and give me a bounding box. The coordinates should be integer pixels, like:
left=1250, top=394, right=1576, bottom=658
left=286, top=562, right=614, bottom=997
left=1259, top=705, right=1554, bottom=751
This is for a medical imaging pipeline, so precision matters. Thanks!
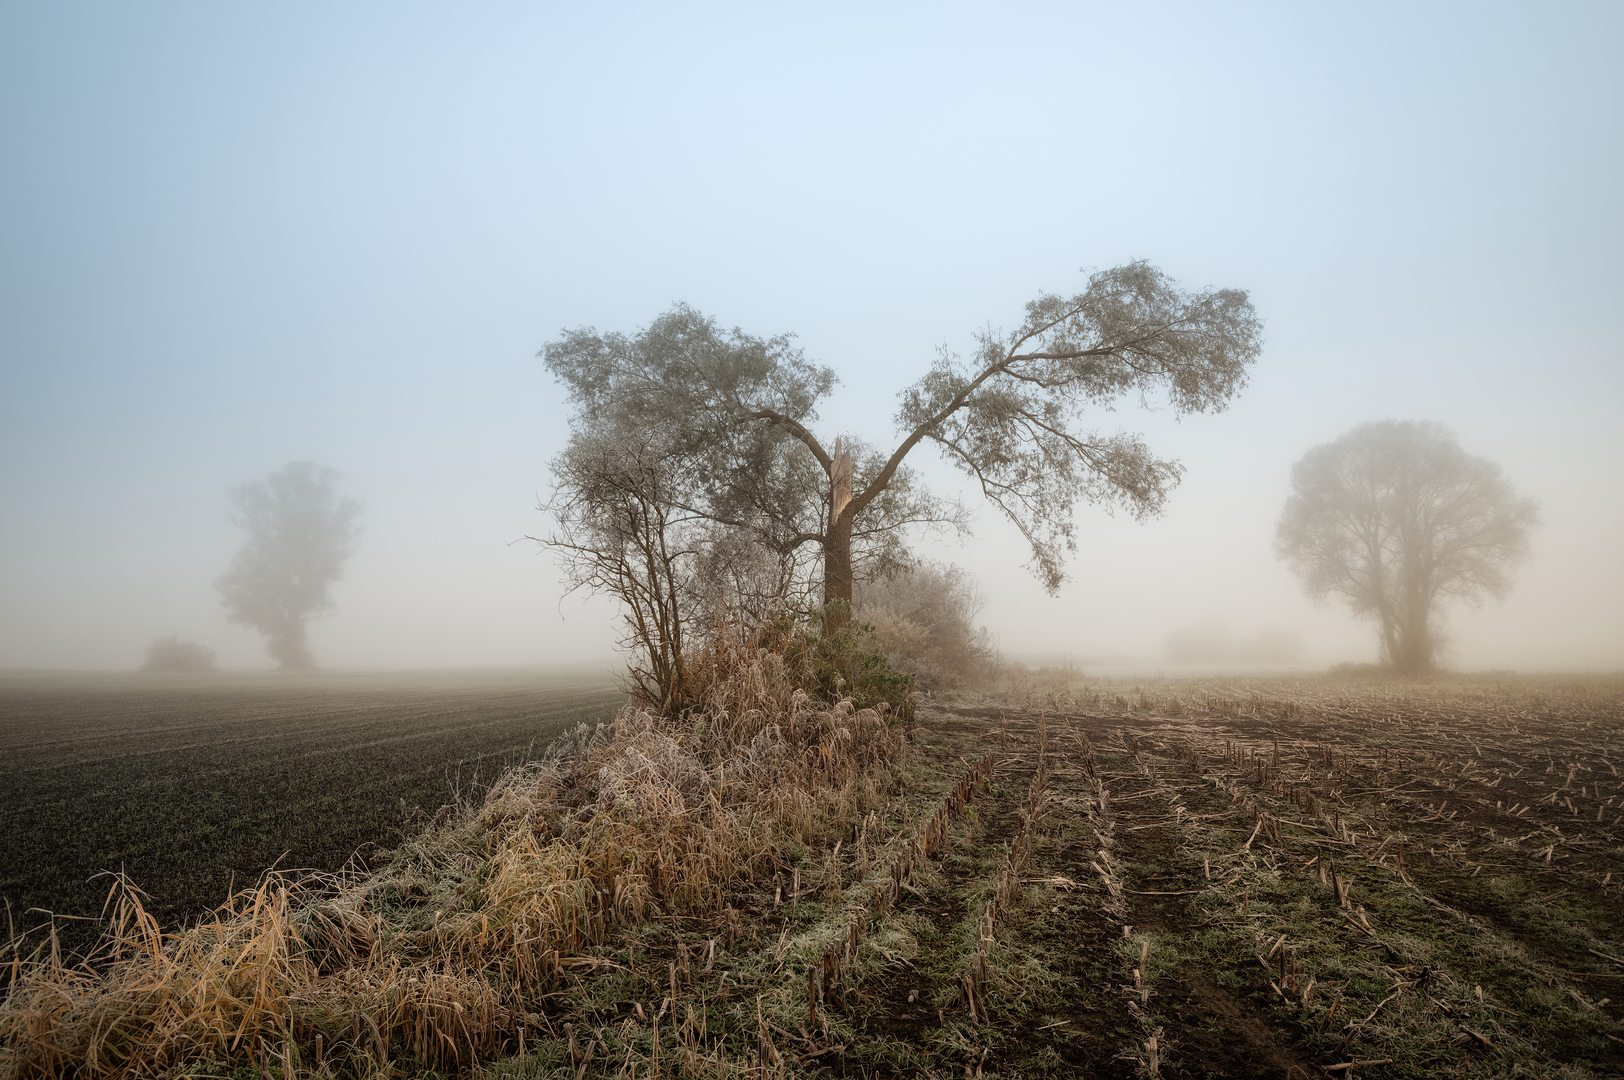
left=0, top=669, right=624, bottom=954
left=878, top=675, right=1624, bottom=1078
left=3, top=672, right=1623, bottom=1079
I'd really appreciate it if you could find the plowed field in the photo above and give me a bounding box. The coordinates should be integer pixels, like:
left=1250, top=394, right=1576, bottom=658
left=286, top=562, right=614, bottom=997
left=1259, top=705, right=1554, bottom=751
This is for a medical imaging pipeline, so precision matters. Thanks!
left=0, top=670, right=622, bottom=954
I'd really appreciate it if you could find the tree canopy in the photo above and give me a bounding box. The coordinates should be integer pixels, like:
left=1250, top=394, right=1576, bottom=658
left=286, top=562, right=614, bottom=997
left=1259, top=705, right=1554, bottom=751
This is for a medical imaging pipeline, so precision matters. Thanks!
left=541, top=260, right=1264, bottom=644
left=1275, top=420, right=1539, bottom=674
left=216, top=461, right=362, bottom=670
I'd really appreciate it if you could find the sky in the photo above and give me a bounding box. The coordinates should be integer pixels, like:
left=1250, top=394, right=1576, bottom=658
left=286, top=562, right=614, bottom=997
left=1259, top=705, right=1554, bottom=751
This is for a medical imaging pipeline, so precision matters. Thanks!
left=2, top=2, right=1620, bottom=673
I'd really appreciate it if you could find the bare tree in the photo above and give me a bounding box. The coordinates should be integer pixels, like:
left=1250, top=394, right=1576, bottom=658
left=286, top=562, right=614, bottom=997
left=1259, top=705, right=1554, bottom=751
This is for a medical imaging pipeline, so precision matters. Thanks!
left=1275, top=421, right=1539, bottom=674
left=216, top=462, right=361, bottom=669
left=542, top=260, right=1263, bottom=631
left=536, top=425, right=715, bottom=711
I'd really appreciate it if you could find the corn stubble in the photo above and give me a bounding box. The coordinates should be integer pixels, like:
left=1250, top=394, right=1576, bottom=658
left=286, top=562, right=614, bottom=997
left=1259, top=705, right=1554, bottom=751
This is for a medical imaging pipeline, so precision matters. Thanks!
left=1000, top=673, right=1624, bottom=1079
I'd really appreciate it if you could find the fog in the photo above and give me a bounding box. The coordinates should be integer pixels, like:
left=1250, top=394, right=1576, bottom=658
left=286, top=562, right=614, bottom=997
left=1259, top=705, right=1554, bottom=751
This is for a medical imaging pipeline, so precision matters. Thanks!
left=2, top=5, right=1620, bottom=674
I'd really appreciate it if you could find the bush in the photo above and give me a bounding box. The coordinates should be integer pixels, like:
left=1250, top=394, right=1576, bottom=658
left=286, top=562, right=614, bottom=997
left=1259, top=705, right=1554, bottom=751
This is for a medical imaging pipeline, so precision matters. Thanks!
left=663, top=611, right=917, bottom=725
left=789, top=616, right=917, bottom=722
left=854, top=561, right=996, bottom=691
left=140, top=635, right=218, bottom=673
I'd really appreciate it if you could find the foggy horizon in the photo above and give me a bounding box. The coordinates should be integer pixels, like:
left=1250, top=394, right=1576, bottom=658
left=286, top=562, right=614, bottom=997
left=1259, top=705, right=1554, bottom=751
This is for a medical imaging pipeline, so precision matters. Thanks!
left=3, top=5, right=1621, bottom=676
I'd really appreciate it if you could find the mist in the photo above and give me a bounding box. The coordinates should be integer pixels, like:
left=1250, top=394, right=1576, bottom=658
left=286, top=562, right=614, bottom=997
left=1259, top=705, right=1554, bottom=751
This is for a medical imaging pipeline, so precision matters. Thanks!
left=1162, top=624, right=1305, bottom=668
left=2, top=4, right=1620, bottom=674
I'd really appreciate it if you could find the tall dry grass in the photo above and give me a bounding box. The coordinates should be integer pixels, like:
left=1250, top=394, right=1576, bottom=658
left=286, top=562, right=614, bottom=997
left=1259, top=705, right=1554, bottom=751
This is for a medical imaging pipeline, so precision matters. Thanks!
left=0, top=633, right=907, bottom=1080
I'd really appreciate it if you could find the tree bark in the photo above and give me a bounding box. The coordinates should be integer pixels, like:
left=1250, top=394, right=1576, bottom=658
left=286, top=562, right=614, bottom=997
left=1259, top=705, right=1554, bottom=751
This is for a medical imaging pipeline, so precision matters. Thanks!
left=822, top=517, right=854, bottom=633
left=1377, top=612, right=1402, bottom=671
left=823, top=441, right=855, bottom=633
left=1395, top=585, right=1434, bottom=675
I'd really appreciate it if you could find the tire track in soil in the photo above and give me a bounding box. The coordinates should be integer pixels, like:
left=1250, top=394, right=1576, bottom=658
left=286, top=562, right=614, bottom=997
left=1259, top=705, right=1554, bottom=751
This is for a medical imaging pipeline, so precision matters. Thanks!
left=883, top=709, right=1141, bottom=1078
left=1206, top=720, right=1624, bottom=1026
left=1269, top=746, right=1624, bottom=1070
left=880, top=696, right=1622, bottom=1077
left=999, top=736, right=1141, bottom=1078
left=1125, top=712, right=1624, bottom=1078
left=938, top=706, right=1321, bottom=1078
left=1104, top=737, right=1321, bottom=1080
left=830, top=714, right=996, bottom=1074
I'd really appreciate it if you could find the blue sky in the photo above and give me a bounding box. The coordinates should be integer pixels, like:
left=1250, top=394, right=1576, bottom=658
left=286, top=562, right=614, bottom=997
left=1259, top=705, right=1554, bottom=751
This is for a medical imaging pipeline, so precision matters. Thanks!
left=3, top=2, right=1620, bottom=671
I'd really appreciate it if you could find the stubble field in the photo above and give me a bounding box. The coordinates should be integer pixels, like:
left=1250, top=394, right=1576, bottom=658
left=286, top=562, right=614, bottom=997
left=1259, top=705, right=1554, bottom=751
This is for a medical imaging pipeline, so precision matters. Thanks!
left=0, top=670, right=623, bottom=953
left=879, top=675, right=1624, bottom=1077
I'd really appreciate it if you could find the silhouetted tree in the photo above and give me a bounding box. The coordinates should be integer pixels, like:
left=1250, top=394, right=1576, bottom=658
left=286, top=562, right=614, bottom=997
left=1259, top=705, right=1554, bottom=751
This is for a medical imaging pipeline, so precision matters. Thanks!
left=1275, top=421, right=1538, bottom=674
left=542, top=260, right=1263, bottom=632
left=216, top=462, right=361, bottom=669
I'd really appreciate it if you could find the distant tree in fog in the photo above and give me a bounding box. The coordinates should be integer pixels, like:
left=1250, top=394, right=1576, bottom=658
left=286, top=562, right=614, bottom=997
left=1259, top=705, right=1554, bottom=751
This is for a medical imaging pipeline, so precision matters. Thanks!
left=216, top=462, right=361, bottom=670
left=140, top=634, right=217, bottom=672
left=1275, top=421, right=1538, bottom=675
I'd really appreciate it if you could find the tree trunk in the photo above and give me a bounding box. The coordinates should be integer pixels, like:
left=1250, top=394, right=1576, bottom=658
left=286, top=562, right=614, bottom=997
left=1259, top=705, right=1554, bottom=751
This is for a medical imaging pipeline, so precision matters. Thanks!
left=1395, top=590, right=1434, bottom=675
left=1373, top=591, right=1402, bottom=672
left=822, top=440, right=855, bottom=633
left=269, top=619, right=315, bottom=670
left=822, top=518, right=854, bottom=633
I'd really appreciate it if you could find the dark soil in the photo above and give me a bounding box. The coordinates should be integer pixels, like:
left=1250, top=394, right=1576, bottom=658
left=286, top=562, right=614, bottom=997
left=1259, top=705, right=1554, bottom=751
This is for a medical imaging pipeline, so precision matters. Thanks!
left=0, top=671, right=623, bottom=960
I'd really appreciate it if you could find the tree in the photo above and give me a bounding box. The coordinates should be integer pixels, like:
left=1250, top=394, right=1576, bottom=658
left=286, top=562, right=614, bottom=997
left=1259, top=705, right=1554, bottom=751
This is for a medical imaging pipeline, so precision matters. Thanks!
left=539, top=424, right=714, bottom=711
left=542, top=260, right=1263, bottom=631
left=216, top=462, right=362, bottom=669
left=1274, top=421, right=1539, bottom=674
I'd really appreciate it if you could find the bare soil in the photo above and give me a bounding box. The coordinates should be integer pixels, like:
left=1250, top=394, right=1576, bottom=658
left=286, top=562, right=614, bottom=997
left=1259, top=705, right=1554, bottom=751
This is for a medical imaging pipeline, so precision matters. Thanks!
left=0, top=670, right=622, bottom=955
left=848, top=675, right=1624, bottom=1079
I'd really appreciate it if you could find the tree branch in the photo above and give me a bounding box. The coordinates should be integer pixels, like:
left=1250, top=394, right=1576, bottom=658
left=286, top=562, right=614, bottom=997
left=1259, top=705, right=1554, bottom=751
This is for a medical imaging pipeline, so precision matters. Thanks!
left=743, top=409, right=833, bottom=473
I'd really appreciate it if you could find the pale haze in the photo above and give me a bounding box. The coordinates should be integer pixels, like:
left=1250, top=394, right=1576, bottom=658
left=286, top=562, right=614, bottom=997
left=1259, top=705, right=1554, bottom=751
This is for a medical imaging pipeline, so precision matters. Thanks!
left=2, top=4, right=1620, bottom=673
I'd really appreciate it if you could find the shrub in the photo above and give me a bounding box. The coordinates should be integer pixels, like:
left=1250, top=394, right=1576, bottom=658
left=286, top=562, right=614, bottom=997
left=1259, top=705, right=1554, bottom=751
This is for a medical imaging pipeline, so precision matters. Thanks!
left=139, top=635, right=218, bottom=673
left=790, top=616, right=917, bottom=722
left=672, top=611, right=917, bottom=725
left=854, top=561, right=996, bottom=691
